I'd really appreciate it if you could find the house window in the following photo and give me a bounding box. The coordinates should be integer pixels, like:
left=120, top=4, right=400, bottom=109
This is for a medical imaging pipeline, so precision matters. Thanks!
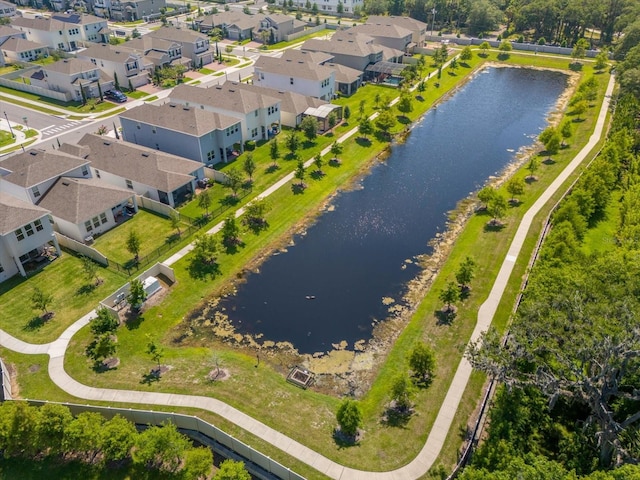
left=82, top=165, right=89, bottom=176
left=255, top=110, right=258, bottom=117
left=100, top=213, right=107, bottom=224
left=85, top=221, right=93, bottom=232
left=58, top=43, right=64, bottom=49
left=34, top=219, right=43, bottom=231
left=32, top=185, right=40, bottom=198
left=251, top=127, right=258, bottom=137
left=93, top=216, right=100, bottom=228
left=15, top=228, right=24, bottom=241
left=152, top=127, right=156, bottom=134
left=207, top=150, right=215, bottom=161
left=126, top=179, right=133, bottom=189
left=25, top=223, right=34, bottom=236
left=19, top=253, right=29, bottom=263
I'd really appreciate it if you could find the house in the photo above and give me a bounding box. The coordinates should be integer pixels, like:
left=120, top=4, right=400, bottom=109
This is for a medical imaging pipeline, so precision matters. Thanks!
left=37, top=176, right=137, bottom=243
left=365, top=15, right=427, bottom=48
left=59, top=133, right=205, bottom=206
left=119, top=102, right=241, bottom=165
left=228, top=82, right=342, bottom=131
left=147, top=26, right=213, bottom=67
left=0, top=1, right=17, bottom=19
left=287, top=0, right=363, bottom=14
left=29, top=58, right=114, bottom=102
left=124, top=35, right=189, bottom=70
left=0, top=148, right=92, bottom=204
left=258, top=14, right=304, bottom=43
left=108, top=0, right=167, bottom=22
left=254, top=49, right=336, bottom=100
left=169, top=83, right=281, bottom=143
left=76, top=43, right=151, bottom=88
left=11, top=14, right=109, bottom=52
left=1, top=37, right=48, bottom=65
left=329, top=62, right=363, bottom=96
left=348, top=23, right=413, bottom=52
left=301, top=30, right=403, bottom=71
left=195, top=11, right=259, bottom=40
left=0, top=192, right=60, bottom=283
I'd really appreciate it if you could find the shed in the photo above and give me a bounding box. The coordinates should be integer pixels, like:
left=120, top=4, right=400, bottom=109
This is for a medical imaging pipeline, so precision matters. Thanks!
left=142, top=276, right=162, bottom=298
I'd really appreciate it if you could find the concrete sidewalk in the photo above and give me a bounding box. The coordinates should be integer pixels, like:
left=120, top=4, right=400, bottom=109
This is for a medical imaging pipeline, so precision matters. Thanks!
left=0, top=73, right=615, bottom=480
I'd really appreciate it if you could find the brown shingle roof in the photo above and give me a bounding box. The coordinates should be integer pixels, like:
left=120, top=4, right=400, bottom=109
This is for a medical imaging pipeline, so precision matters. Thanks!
left=254, top=55, right=334, bottom=82
left=37, top=176, right=132, bottom=224
left=171, top=83, right=280, bottom=114
left=0, top=149, right=89, bottom=188
left=43, top=57, right=99, bottom=75
left=0, top=191, right=49, bottom=235
left=229, top=82, right=325, bottom=116
left=148, top=25, right=208, bottom=43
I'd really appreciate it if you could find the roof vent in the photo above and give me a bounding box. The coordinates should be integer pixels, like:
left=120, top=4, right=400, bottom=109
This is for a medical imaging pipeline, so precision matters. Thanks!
left=183, top=106, right=190, bottom=111
left=29, top=151, right=38, bottom=156
left=62, top=181, right=69, bottom=186
left=228, top=89, right=235, bottom=93
left=103, top=141, right=111, bottom=146
left=141, top=152, right=149, bottom=157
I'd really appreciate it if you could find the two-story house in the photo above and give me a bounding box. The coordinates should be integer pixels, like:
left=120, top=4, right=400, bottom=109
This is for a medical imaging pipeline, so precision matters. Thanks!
left=0, top=1, right=17, bottom=19
left=124, top=35, right=188, bottom=71
left=169, top=83, right=281, bottom=143
left=0, top=192, right=60, bottom=282
left=147, top=26, right=213, bottom=68
left=0, top=26, right=48, bottom=65
left=51, top=12, right=111, bottom=44
left=349, top=23, right=413, bottom=52
left=60, top=134, right=205, bottom=207
left=254, top=49, right=335, bottom=100
left=119, top=102, right=241, bottom=165
left=11, top=14, right=109, bottom=52
left=365, top=15, right=427, bottom=48
left=195, top=11, right=259, bottom=40
left=29, top=57, right=114, bottom=101
left=289, top=0, right=363, bottom=14
left=77, top=43, right=151, bottom=88
left=258, top=14, right=304, bottom=43
left=108, top=0, right=166, bottom=22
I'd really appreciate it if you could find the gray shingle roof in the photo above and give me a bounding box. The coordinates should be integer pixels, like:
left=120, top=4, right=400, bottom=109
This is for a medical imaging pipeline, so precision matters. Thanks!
left=329, top=63, right=364, bottom=84
left=42, top=57, right=99, bottom=75
left=73, top=133, right=201, bottom=193
left=51, top=12, right=106, bottom=25
left=302, top=31, right=383, bottom=58
left=0, top=25, right=23, bottom=39
left=0, top=191, right=49, bottom=235
left=228, top=82, right=325, bottom=116
left=0, top=149, right=89, bottom=188
left=365, top=15, right=427, bottom=32
left=350, top=23, right=413, bottom=39
left=37, top=176, right=133, bottom=224
left=78, top=43, right=140, bottom=63
left=0, top=37, right=46, bottom=53
left=280, top=49, right=334, bottom=65
left=11, top=17, right=66, bottom=32
left=201, top=11, right=260, bottom=31
left=254, top=55, right=334, bottom=82
left=120, top=102, right=238, bottom=135
left=148, top=25, right=208, bottom=43
left=171, top=83, right=280, bottom=115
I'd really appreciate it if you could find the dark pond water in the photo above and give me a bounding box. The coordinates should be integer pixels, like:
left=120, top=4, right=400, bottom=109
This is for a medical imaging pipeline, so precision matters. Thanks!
left=220, top=67, right=568, bottom=354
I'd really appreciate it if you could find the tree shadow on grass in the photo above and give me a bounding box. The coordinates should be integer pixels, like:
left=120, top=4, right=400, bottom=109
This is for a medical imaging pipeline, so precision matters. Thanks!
left=140, top=369, right=160, bottom=385
left=436, top=308, right=456, bottom=325
left=397, top=115, right=411, bottom=125
left=265, top=164, right=280, bottom=174
left=310, top=170, right=325, bottom=180
left=332, top=429, right=362, bottom=449
left=220, top=195, right=240, bottom=207
left=76, top=283, right=97, bottom=296
left=188, top=258, right=221, bottom=280
left=355, top=137, right=371, bottom=148
left=381, top=404, right=413, bottom=428
left=165, top=232, right=181, bottom=245
left=543, top=158, right=556, bottom=165
left=483, top=220, right=506, bottom=233
left=124, top=311, right=144, bottom=330
left=24, top=315, right=49, bottom=331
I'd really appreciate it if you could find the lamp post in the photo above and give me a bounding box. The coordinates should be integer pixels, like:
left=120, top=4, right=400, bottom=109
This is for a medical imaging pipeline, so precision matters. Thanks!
left=22, top=116, right=28, bottom=132
left=430, top=8, right=437, bottom=37
left=4, top=111, right=14, bottom=138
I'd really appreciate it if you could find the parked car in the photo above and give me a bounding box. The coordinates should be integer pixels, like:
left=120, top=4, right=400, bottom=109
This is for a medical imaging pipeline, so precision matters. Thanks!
left=105, top=90, right=127, bottom=103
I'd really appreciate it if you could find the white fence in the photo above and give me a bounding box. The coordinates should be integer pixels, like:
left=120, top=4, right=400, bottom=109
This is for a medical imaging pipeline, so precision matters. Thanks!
left=0, top=357, right=11, bottom=401
left=55, top=232, right=108, bottom=265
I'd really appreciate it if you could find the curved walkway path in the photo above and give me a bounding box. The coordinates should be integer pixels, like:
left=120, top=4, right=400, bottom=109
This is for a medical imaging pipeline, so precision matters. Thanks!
left=0, top=74, right=614, bottom=480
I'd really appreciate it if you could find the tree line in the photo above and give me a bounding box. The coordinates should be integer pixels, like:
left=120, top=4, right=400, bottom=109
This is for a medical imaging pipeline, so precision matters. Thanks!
left=0, top=401, right=251, bottom=480
left=462, top=93, right=640, bottom=477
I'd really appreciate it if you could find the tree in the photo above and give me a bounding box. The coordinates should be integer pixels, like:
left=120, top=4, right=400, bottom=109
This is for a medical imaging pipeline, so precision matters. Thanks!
left=313, top=153, right=324, bottom=175
left=358, top=99, right=366, bottom=119
left=397, top=92, right=413, bottom=117
left=390, top=373, right=414, bottom=413
left=375, top=110, right=396, bottom=139
left=571, top=38, right=589, bottom=63
left=460, top=46, right=473, bottom=63
left=101, top=415, right=137, bottom=462
left=31, top=287, right=53, bottom=317
left=560, top=120, right=573, bottom=147
left=90, top=306, right=119, bottom=336
left=243, top=153, right=256, bottom=182
left=498, top=40, right=513, bottom=58
left=269, top=138, right=280, bottom=167
left=221, top=215, right=241, bottom=248
left=439, top=280, right=459, bottom=312
left=477, top=185, right=496, bottom=208
left=487, top=192, right=508, bottom=225
left=467, top=0, right=503, bottom=36
left=408, top=342, right=435, bottom=384
left=539, top=127, right=560, bottom=155
left=374, top=92, right=381, bottom=108
left=35, top=403, right=73, bottom=457
left=449, top=56, right=458, bottom=72
left=594, top=51, right=609, bottom=71
left=571, top=99, right=588, bottom=120
left=311, top=2, right=318, bottom=15
left=336, top=399, right=362, bottom=438
left=506, top=176, right=525, bottom=202
left=214, top=459, right=251, bottom=480
left=126, top=230, right=141, bottom=263
left=330, top=141, right=343, bottom=163
left=81, top=255, right=102, bottom=286
left=169, top=210, right=182, bottom=236
left=192, top=234, right=217, bottom=265
left=359, top=118, right=373, bottom=139
left=301, top=115, right=318, bottom=142
left=343, top=105, right=351, bottom=122
left=242, top=199, right=270, bottom=231
left=285, top=130, right=300, bottom=156
left=225, top=167, right=243, bottom=199
left=133, top=422, right=190, bottom=473
left=183, top=447, right=214, bottom=479
left=0, top=401, right=38, bottom=457
left=294, top=160, right=306, bottom=188
left=225, top=44, right=233, bottom=54
left=479, top=41, right=491, bottom=57
left=62, top=412, right=105, bottom=463
left=197, top=189, right=212, bottom=217
left=337, top=0, right=343, bottom=14
left=127, top=279, right=146, bottom=312
left=87, top=333, right=117, bottom=367
left=455, top=256, right=476, bottom=290
left=146, top=334, right=164, bottom=371
left=526, top=157, right=539, bottom=180
left=328, top=111, right=338, bottom=130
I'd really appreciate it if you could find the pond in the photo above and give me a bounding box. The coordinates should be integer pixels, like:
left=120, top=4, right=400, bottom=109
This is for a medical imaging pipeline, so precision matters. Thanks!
left=218, top=67, right=568, bottom=355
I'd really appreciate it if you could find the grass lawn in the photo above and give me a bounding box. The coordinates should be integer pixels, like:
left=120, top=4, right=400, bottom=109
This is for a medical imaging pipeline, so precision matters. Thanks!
left=0, top=130, right=15, bottom=147
left=0, top=85, right=114, bottom=114
left=126, top=90, right=150, bottom=100
left=10, top=49, right=612, bottom=477
left=0, top=254, right=126, bottom=344
left=91, top=209, right=184, bottom=265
